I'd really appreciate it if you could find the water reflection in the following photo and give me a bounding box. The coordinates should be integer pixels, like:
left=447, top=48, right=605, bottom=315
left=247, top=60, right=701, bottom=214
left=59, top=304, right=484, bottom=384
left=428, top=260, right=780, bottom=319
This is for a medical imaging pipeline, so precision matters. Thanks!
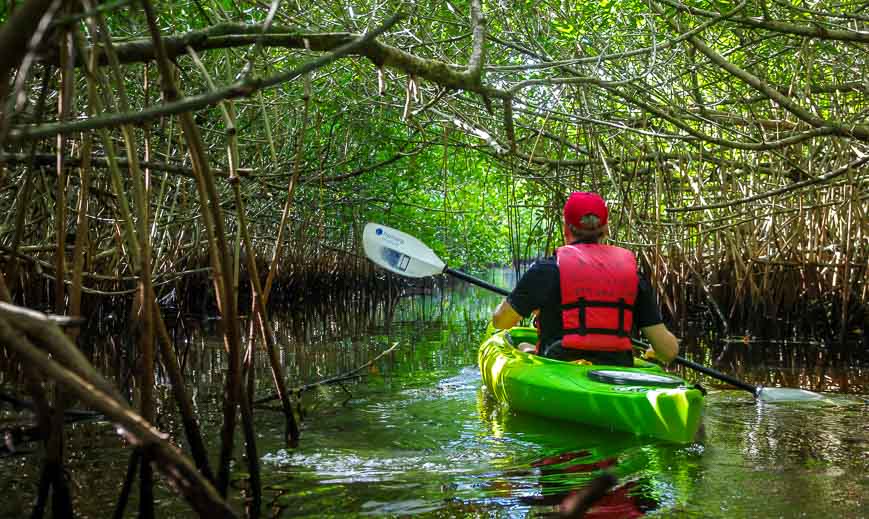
left=479, top=399, right=663, bottom=518
left=674, top=334, right=868, bottom=396
left=259, top=346, right=698, bottom=518
left=1, top=280, right=867, bottom=518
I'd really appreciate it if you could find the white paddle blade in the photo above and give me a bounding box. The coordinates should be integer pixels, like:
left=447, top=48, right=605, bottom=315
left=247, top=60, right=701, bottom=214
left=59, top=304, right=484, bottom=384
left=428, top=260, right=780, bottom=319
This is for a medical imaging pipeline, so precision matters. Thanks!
left=363, top=223, right=446, bottom=278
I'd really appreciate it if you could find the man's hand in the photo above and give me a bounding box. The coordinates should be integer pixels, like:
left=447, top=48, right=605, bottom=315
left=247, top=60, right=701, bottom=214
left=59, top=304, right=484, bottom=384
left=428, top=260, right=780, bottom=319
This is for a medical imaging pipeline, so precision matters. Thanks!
left=492, top=299, right=523, bottom=330
left=640, top=323, right=679, bottom=364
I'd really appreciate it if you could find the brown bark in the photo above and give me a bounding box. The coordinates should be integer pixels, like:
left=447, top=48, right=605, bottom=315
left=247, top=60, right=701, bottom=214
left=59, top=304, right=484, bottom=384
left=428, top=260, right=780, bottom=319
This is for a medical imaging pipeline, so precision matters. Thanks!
left=138, top=0, right=244, bottom=496
left=0, top=0, right=55, bottom=106
left=0, top=152, right=246, bottom=179
left=152, top=299, right=215, bottom=481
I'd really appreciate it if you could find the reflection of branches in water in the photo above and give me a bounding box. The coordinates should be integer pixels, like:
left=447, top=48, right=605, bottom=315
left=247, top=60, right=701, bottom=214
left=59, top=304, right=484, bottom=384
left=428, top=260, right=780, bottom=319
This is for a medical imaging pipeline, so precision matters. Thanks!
left=708, top=335, right=869, bottom=394
left=514, top=449, right=660, bottom=518
left=559, top=473, right=618, bottom=519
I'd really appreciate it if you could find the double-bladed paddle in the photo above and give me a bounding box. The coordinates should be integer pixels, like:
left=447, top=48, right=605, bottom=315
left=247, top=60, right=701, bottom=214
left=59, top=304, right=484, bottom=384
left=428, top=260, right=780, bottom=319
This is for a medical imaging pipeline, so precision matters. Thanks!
left=362, top=222, right=822, bottom=402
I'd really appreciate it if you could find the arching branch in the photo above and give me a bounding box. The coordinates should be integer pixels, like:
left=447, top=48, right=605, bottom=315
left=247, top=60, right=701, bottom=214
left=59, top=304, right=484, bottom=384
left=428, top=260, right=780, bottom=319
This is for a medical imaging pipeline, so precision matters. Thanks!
left=658, top=0, right=869, bottom=43
left=650, top=1, right=869, bottom=141
left=667, top=154, right=869, bottom=212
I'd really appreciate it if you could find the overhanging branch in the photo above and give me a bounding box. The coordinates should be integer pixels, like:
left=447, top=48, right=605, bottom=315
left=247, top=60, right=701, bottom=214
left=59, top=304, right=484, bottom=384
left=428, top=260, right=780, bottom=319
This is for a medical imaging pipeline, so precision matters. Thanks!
left=7, top=13, right=405, bottom=143
left=667, top=154, right=869, bottom=212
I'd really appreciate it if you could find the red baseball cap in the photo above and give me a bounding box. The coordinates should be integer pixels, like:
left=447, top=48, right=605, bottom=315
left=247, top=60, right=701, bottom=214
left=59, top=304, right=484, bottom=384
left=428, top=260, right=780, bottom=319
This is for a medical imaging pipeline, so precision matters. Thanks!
left=563, top=192, right=608, bottom=228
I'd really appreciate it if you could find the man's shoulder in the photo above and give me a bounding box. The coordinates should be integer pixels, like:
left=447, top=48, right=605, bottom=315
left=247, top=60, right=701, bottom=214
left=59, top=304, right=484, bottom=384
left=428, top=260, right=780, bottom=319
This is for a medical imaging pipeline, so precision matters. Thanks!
left=526, top=256, right=558, bottom=273
left=516, top=258, right=559, bottom=290
left=532, top=255, right=558, bottom=266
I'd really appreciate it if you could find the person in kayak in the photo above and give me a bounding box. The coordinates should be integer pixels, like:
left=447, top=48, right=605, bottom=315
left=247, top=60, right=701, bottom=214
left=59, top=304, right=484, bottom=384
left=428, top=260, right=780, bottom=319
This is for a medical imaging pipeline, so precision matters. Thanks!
left=491, top=191, right=678, bottom=366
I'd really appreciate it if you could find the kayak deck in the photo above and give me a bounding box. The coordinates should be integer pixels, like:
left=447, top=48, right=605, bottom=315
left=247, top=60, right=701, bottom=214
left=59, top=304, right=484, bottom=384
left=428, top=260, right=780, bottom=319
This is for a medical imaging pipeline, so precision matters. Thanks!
left=478, top=327, right=704, bottom=443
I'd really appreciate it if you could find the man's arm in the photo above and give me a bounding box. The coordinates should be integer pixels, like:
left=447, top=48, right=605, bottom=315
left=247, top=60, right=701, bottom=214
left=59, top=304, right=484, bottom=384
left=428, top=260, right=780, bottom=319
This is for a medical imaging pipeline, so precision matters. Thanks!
left=633, top=272, right=678, bottom=363
left=492, top=299, right=523, bottom=329
left=640, top=323, right=679, bottom=363
left=491, top=260, right=552, bottom=330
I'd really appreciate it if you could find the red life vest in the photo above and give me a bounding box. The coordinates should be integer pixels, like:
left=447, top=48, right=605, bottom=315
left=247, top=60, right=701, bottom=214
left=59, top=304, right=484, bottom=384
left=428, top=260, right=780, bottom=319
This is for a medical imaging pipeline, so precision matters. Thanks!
left=556, top=244, right=638, bottom=351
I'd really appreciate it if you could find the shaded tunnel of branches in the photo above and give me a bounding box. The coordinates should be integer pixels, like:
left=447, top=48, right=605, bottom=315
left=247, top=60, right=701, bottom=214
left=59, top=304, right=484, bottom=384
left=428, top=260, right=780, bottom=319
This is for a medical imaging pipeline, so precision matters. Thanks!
left=0, top=0, right=867, bottom=516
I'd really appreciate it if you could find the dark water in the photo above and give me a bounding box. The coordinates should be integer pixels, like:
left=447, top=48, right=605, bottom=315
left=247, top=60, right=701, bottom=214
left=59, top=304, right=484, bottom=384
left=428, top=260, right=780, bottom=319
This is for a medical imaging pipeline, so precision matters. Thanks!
left=1, top=283, right=867, bottom=518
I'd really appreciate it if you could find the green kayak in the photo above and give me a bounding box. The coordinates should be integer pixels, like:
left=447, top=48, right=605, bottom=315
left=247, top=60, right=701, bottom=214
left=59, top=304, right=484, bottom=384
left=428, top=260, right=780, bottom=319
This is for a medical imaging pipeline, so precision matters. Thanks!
left=478, top=327, right=705, bottom=443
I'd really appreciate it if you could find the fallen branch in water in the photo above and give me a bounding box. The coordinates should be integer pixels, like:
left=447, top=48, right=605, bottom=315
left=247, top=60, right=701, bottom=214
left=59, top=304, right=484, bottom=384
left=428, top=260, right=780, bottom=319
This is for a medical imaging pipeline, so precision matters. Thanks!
left=254, top=341, right=400, bottom=405
left=0, top=390, right=100, bottom=420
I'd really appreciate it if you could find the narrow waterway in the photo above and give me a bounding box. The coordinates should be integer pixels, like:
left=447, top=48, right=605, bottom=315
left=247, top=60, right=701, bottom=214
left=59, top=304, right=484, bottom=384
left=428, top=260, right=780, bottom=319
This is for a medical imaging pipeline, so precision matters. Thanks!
left=1, top=281, right=866, bottom=518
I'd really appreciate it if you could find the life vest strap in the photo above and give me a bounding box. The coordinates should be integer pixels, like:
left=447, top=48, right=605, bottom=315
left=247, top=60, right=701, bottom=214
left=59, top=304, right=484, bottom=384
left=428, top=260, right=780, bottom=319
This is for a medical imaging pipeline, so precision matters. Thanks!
left=561, top=297, right=632, bottom=337
left=560, top=299, right=634, bottom=311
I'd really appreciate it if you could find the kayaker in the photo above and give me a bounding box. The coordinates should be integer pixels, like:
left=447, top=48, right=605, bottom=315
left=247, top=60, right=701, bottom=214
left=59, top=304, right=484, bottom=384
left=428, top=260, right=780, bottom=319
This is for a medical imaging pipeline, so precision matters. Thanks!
left=491, top=192, right=678, bottom=365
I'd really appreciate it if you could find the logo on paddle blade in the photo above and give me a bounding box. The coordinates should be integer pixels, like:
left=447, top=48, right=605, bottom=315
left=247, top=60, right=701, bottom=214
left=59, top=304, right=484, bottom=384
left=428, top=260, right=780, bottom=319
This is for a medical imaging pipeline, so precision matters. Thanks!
left=377, top=229, right=405, bottom=246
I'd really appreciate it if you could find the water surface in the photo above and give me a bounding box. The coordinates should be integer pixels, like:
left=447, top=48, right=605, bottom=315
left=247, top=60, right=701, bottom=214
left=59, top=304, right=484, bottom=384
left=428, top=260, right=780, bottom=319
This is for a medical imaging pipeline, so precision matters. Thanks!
left=1, top=283, right=866, bottom=518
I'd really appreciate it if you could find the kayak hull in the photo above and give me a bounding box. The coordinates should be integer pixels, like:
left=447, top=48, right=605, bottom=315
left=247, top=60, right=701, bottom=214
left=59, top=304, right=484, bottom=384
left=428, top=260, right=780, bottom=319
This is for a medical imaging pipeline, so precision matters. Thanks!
left=478, top=327, right=704, bottom=443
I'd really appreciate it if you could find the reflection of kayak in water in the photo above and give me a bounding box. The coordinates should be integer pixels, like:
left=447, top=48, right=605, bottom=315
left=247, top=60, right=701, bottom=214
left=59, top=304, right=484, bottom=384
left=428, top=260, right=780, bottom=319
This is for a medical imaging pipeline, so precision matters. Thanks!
left=479, top=327, right=705, bottom=443
left=480, top=403, right=645, bottom=455
left=477, top=392, right=663, bottom=517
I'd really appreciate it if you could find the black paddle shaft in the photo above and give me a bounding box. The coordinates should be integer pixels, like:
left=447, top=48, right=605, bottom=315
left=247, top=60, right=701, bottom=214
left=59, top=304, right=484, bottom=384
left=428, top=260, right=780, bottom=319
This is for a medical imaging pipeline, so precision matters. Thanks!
left=631, top=338, right=759, bottom=397
left=672, top=356, right=760, bottom=396
left=442, top=265, right=760, bottom=398
left=444, top=267, right=510, bottom=297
